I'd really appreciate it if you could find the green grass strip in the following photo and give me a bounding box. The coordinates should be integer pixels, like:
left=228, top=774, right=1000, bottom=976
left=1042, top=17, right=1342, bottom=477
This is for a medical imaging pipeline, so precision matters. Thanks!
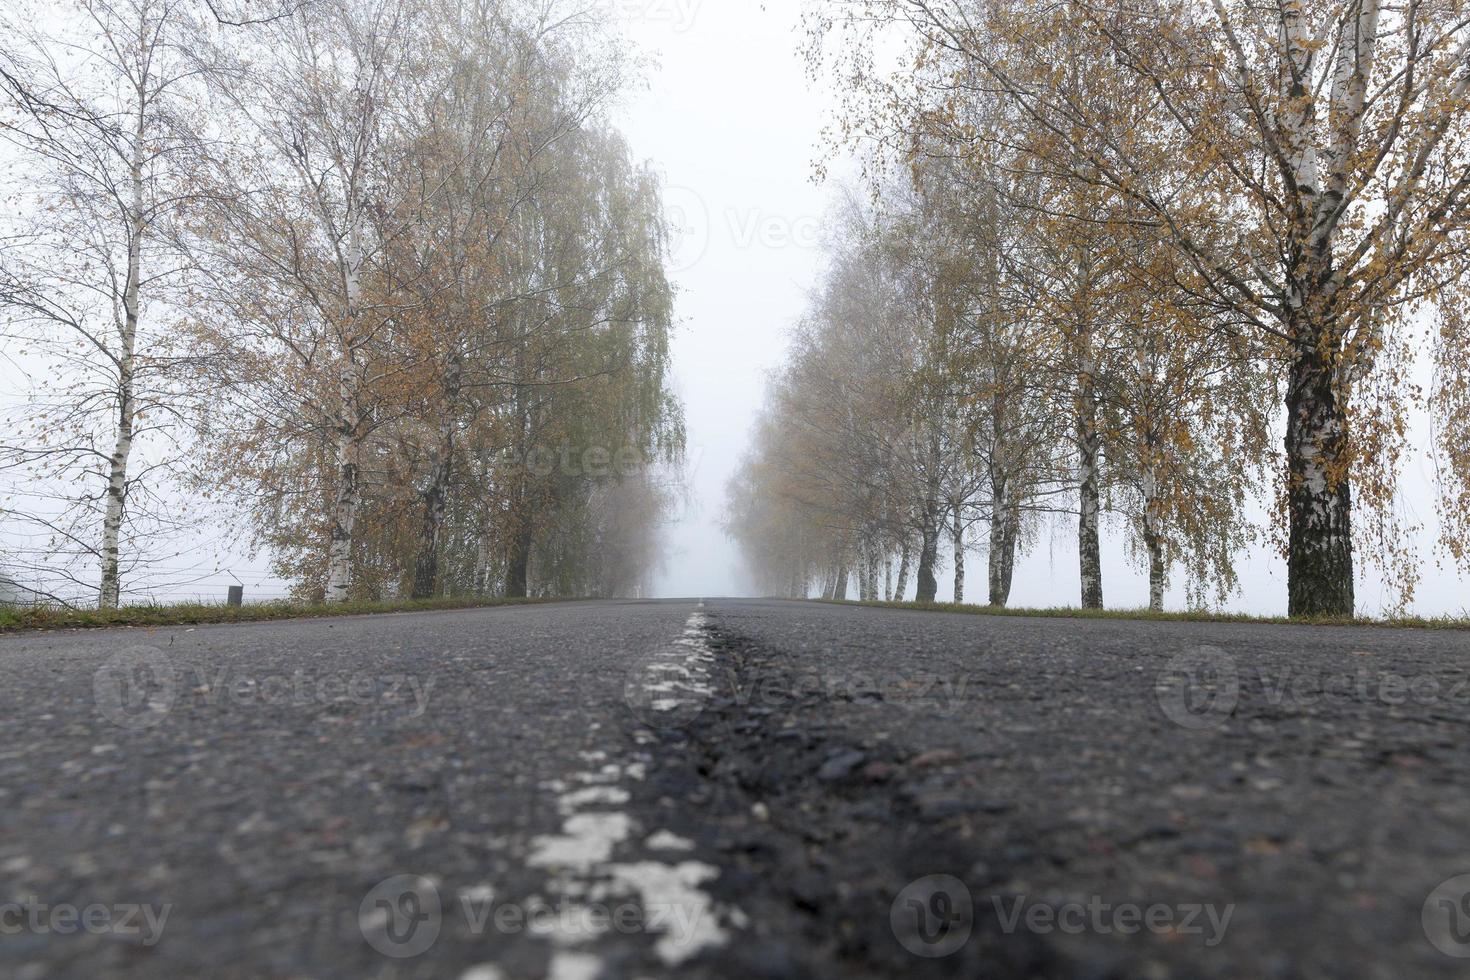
left=0, top=596, right=574, bottom=634
left=806, top=597, right=1470, bottom=630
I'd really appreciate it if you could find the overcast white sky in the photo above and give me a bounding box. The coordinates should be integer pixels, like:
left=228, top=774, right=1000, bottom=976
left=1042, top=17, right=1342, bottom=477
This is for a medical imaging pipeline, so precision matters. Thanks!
left=614, top=0, right=829, bottom=599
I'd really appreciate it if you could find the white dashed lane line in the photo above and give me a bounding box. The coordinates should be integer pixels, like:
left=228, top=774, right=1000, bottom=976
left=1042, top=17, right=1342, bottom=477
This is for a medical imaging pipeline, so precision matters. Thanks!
left=512, top=604, right=737, bottom=979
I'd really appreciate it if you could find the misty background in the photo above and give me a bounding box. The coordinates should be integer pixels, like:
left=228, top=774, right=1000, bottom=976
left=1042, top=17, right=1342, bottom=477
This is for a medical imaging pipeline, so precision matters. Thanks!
left=3, top=0, right=1466, bottom=616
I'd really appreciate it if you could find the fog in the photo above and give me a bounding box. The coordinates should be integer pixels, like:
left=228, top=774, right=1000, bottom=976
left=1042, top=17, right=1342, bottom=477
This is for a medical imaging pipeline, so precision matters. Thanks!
left=3, top=0, right=1466, bottom=617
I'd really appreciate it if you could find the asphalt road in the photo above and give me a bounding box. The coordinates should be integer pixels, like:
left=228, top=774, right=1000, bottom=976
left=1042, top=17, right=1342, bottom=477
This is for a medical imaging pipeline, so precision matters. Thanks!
left=2, top=598, right=1469, bottom=979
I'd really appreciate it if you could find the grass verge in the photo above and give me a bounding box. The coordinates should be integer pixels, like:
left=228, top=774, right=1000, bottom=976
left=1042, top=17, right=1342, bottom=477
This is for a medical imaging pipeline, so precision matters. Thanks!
left=808, top=597, right=1470, bottom=630
left=0, top=596, right=572, bottom=634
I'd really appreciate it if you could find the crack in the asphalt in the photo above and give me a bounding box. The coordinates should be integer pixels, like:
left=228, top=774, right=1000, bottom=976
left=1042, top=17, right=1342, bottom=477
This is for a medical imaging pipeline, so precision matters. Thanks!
left=631, top=623, right=1067, bottom=980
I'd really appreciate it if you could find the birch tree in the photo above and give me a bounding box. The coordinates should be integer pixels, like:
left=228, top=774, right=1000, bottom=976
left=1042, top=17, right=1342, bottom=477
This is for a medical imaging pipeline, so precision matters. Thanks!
left=946, top=174, right=1063, bottom=608
left=182, top=0, right=679, bottom=602
left=1433, top=282, right=1470, bottom=577
left=1107, top=243, right=1275, bottom=611
left=187, top=0, right=430, bottom=601
left=0, top=0, right=210, bottom=608
left=383, top=0, right=626, bottom=599
left=812, top=0, right=1470, bottom=617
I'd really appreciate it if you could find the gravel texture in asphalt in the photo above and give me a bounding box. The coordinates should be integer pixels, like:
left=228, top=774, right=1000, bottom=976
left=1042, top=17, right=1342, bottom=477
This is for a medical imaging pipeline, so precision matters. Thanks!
left=2, top=597, right=1468, bottom=979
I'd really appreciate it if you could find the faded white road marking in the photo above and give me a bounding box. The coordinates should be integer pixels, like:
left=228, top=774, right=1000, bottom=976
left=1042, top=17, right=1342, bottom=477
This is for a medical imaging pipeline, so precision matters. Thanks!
left=459, top=966, right=505, bottom=980
left=635, top=610, right=716, bottom=718
left=609, top=860, right=726, bottom=964
left=521, top=606, right=736, bottom=976
left=557, top=786, right=630, bottom=815
left=546, top=951, right=602, bottom=980
left=645, top=830, right=694, bottom=852
left=529, top=812, right=633, bottom=872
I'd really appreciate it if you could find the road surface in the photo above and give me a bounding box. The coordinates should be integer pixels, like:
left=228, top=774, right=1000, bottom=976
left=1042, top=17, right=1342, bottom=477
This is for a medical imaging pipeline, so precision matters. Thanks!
left=1, top=598, right=1468, bottom=978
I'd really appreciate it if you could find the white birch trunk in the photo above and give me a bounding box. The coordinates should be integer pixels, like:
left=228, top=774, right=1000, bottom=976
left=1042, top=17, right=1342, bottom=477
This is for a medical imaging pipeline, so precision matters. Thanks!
left=894, top=541, right=911, bottom=602
left=98, top=97, right=147, bottom=610
left=323, top=215, right=365, bottom=603
left=952, top=504, right=965, bottom=604
left=323, top=365, right=362, bottom=603
left=1078, top=441, right=1102, bottom=608
left=1286, top=343, right=1355, bottom=616
left=987, top=473, right=1018, bottom=607
left=914, top=415, right=944, bottom=603
left=1141, top=465, right=1165, bottom=613
left=1274, top=1, right=1383, bottom=617
left=1077, top=348, right=1104, bottom=610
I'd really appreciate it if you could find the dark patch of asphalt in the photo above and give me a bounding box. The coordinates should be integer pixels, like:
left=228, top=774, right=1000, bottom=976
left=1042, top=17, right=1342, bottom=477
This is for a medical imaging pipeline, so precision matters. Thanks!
left=2, top=598, right=1469, bottom=979
left=664, top=599, right=1470, bottom=980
